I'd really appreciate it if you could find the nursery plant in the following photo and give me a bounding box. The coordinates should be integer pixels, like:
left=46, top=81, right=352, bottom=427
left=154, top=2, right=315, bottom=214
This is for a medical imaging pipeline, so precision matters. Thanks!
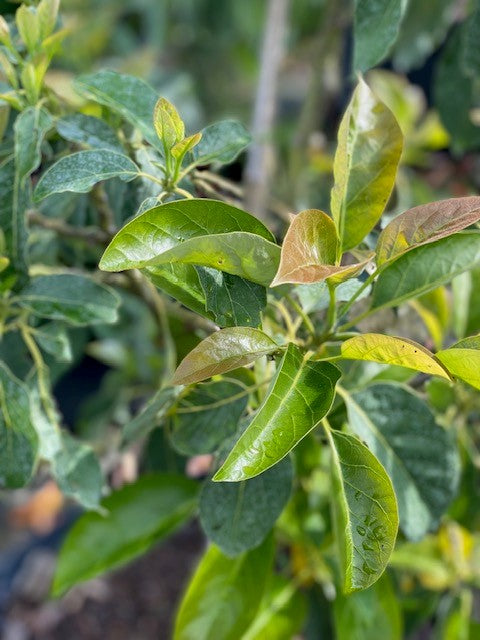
left=1, top=0, right=480, bottom=638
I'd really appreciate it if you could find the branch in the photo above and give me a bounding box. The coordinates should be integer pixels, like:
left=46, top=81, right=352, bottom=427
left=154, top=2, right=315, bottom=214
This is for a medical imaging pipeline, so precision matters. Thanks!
left=28, top=210, right=112, bottom=245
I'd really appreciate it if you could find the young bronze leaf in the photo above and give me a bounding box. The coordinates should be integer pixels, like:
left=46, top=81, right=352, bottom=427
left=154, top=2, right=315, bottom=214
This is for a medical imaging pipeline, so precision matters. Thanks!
left=377, top=196, right=480, bottom=266
left=213, top=344, right=340, bottom=481
left=327, top=429, right=399, bottom=592
left=436, top=335, right=480, bottom=390
left=341, top=334, right=451, bottom=380
left=330, top=77, right=403, bottom=252
left=172, top=328, right=279, bottom=385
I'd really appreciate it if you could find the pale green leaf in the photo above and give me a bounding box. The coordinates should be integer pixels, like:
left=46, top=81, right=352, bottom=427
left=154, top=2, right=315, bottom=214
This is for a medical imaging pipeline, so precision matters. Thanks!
left=192, top=120, right=251, bottom=166
left=214, top=344, right=340, bottom=481
left=16, top=5, right=40, bottom=52
left=437, top=335, right=480, bottom=390
left=37, top=0, right=59, bottom=40
left=56, top=114, right=123, bottom=153
left=153, top=97, right=184, bottom=148
left=172, top=327, right=279, bottom=386
left=14, top=106, right=52, bottom=182
left=34, top=150, right=139, bottom=201
left=53, top=473, right=198, bottom=596
left=172, top=132, right=202, bottom=160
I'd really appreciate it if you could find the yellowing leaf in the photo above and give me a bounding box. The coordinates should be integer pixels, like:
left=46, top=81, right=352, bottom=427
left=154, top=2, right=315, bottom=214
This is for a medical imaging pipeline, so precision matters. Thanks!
left=377, top=196, right=480, bottom=266
left=341, top=334, right=451, bottom=380
left=172, top=327, right=279, bottom=385
left=153, top=97, right=184, bottom=149
left=171, top=132, right=202, bottom=160
left=436, top=335, right=480, bottom=390
left=331, top=77, right=403, bottom=252
left=271, top=209, right=370, bottom=286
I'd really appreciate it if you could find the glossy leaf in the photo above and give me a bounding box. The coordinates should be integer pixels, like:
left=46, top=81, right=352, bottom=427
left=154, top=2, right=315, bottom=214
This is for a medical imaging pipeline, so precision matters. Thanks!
left=377, top=196, right=480, bottom=266
left=171, top=380, right=248, bottom=455
left=437, top=336, right=480, bottom=390
left=53, top=473, right=198, bottom=596
left=123, top=386, right=183, bottom=445
left=172, top=328, right=278, bottom=385
left=331, top=78, right=403, bottom=252
left=34, top=149, right=139, bottom=201
left=14, top=106, right=52, bottom=181
left=214, top=344, right=340, bottom=481
left=173, top=535, right=273, bottom=640
left=19, top=274, right=120, bottom=326
left=0, top=361, right=39, bottom=488
left=334, top=574, right=402, bottom=640
left=196, top=267, right=266, bottom=327
left=343, top=384, right=460, bottom=540
left=192, top=120, right=251, bottom=166
left=200, top=457, right=292, bottom=555
left=353, top=0, right=407, bottom=71
left=328, top=429, right=398, bottom=592
left=74, top=70, right=160, bottom=147
left=56, top=114, right=123, bottom=152
left=341, top=334, right=451, bottom=380
left=372, top=232, right=480, bottom=310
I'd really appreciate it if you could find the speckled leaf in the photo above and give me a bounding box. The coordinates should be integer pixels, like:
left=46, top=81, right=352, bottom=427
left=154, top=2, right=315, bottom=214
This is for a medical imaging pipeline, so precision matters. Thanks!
left=331, top=78, right=403, bottom=252
left=171, top=380, right=248, bottom=455
left=0, top=361, right=39, bottom=488
left=327, top=429, right=398, bottom=592
left=377, top=196, right=480, bottom=265
left=214, top=344, right=340, bottom=481
left=56, top=114, right=123, bottom=152
left=34, top=150, right=139, bottom=201
left=192, top=120, right=251, bottom=166
left=437, top=335, right=480, bottom=390
left=341, top=334, right=451, bottom=380
left=372, top=232, right=480, bottom=310
left=343, top=384, right=460, bottom=541
left=173, top=535, right=273, bottom=640
left=172, top=328, right=278, bottom=386
left=14, top=106, right=52, bottom=181
left=200, top=457, right=292, bottom=555
left=53, top=474, right=198, bottom=596
left=19, top=274, right=120, bottom=326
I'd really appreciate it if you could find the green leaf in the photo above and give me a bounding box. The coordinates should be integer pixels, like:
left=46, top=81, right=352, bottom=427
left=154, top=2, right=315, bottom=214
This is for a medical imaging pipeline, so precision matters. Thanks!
left=434, top=28, right=480, bottom=154
left=19, top=274, right=120, bottom=326
left=74, top=70, right=160, bottom=147
left=56, top=114, right=124, bottom=153
left=214, top=344, right=340, bottom=481
left=14, top=106, right=52, bottom=182
left=99, top=199, right=278, bottom=286
left=461, top=5, right=480, bottom=78
left=341, top=334, right=451, bottom=380
left=173, top=535, right=273, bottom=640
left=334, top=574, right=402, bottom=640
left=172, top=327, right=278, bottom=385
left=53, top=473, right=198, bottom=596
left=200, top=456, right=292, bottom=556
left=192, top=120, right=251, bottom=166
left=123, top=386, right=183, bottom=445
left=331, top=78, right=403, bottom=252
left=241, top=576, right=307, bottom=640
left=353, top=0, right=407, bottom=71
left=0, top=361, right=39, bottom=488
left=37, top=0, right=59, bottom=40
left=171, top=380, right=248, bottom=455
left=172, top=132, right=202, bottom=160
left=327, top=429, right=398, bottom=592
left=376, top=196, right=480, bottom=266
left=342, top=384, right=460, bottom=541
left=34, top=149, right=139, bottom=201
left=372, top=232, right=480, bottom=310
left=153, top=97, right=184, bottom=148
left=16, top=4, right=40, bottom=52
left=196, top=267, right=266, bottom=327
left=437, top=335, right=480, bottom=390
left=0, top=157, right=30, bottom=281
left=33, top=322, right=72, bottom=362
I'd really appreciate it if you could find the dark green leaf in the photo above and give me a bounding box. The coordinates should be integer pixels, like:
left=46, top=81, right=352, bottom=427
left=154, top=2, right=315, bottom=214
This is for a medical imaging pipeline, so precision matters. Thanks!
left=200, top=456, right=292, bottom=555
left=196, top=267, right=266, bottom=327
left=343, top=384, right=460, bottom=540
left=0, top=361, right=38, bottom=488
left=173, top=535, right=273, bottom=640
left=372, top=232, right=480, bottom=310
left=53, top=473, right=198, bottom=596
left=19, top=274, right=120, bottom=326
left=123, top=386, right=182, bottom=445
left=192, top=120, right=251, bottom=166
left=56, top=114, right=124, bottom=152
left=171, top=380, right=248, bottom=456
left=214, top=344, right=340, bottom=481
left=0, top=157, right=30, bottom=281
left=353, top=0, right=407, bottom=71
left=328, top=429, right=398, bottom=592
left=34, top=150, right=139, bottom=201
left=461, top=4, right=480, bottom=78
left=14, top=106, right=52, bottom=181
